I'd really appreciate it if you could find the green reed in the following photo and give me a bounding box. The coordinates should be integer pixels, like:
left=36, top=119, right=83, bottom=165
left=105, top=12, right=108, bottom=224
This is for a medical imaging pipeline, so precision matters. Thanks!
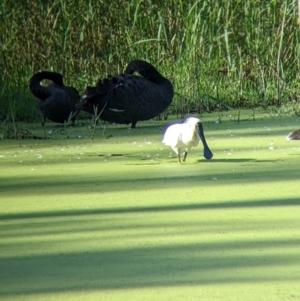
left=1, top=0, right=299, bottom=121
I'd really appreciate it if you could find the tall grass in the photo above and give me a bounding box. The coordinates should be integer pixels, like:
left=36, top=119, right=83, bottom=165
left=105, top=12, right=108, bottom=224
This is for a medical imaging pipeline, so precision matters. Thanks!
left=1, top=0, right=299, bottom=121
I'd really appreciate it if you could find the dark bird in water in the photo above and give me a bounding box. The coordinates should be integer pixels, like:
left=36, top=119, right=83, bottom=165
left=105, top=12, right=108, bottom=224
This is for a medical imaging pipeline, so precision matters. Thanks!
left=286, top=129, right=300, bottom=140
left=162, top=117, right=213, bottom=164
left=29, top=71, right=80, bottom=131
left=77, top=59, right=174, bottom=128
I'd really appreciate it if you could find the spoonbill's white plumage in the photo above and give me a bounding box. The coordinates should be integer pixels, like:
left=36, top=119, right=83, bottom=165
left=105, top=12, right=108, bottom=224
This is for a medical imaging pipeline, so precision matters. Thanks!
left=162, top=117, right=213, bottom=163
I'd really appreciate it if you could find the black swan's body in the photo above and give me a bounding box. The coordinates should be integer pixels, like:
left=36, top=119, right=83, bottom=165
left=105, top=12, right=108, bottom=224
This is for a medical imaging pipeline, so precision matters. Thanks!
left=29, top=71, right=80, bottom=126
left=78, top=60, right=174, bottom=128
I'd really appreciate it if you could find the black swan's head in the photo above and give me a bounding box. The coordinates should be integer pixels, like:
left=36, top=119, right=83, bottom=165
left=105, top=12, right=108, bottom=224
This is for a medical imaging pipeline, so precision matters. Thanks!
left=124, top=59, right=165, bottom=83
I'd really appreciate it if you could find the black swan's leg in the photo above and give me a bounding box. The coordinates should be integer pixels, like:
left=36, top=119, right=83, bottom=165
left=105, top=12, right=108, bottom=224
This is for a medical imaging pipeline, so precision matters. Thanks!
left=131, top=120, right=137, bottom=128
left=42, top=116, right=46, bottom=138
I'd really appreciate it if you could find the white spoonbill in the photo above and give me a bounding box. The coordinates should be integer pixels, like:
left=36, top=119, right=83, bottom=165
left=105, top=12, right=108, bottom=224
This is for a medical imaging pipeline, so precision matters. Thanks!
left=162, top=117, right=213, bottom=163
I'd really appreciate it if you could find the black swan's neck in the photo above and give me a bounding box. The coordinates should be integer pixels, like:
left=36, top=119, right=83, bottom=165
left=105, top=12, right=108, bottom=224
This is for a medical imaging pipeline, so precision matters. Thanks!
left=29, top=71, right=64, bottom=100
left=124, top=60, right=166, bottom=83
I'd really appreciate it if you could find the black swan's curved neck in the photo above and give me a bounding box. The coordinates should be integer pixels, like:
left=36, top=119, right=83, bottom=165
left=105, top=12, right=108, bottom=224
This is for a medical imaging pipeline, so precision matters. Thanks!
left=29, top=71, right=64, bottom=100
left=124, top=60, right=166, bottom=83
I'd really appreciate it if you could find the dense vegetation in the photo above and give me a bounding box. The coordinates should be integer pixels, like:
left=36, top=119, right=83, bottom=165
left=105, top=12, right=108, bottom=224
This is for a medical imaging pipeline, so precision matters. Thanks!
left=1, top=0, right=300, bottom=121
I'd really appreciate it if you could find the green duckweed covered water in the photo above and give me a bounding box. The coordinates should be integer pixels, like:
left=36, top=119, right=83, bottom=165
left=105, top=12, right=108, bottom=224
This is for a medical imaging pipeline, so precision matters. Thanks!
left=0, top=111, right=300, bottom=301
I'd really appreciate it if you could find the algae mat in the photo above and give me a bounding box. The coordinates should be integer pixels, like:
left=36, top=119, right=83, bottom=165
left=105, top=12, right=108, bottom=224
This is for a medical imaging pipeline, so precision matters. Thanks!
left=1, top=112, right=300, bottom=301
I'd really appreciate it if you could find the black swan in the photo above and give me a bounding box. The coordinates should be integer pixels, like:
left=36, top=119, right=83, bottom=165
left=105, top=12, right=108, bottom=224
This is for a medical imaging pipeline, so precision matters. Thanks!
left=77, top=59, right=174, bottom=128
left=162, top=117, right=213, bottom=163
left=29, top=71, right=80, bottom=128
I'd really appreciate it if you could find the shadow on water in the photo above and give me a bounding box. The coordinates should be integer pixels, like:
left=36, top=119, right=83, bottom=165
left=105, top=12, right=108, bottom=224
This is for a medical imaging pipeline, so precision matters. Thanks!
left=196, top=158, right=281, bottom=163
left=0, top=161, right=299, bottom=197
left=0, top=235, right=299, bottom=296
left=0, top=205, right=300, bottom=297
left=0, top=197, right=299, bottom=221
left=1, top=195, right=300, bottom=296
left=126, top=158, right=282, bottom=165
